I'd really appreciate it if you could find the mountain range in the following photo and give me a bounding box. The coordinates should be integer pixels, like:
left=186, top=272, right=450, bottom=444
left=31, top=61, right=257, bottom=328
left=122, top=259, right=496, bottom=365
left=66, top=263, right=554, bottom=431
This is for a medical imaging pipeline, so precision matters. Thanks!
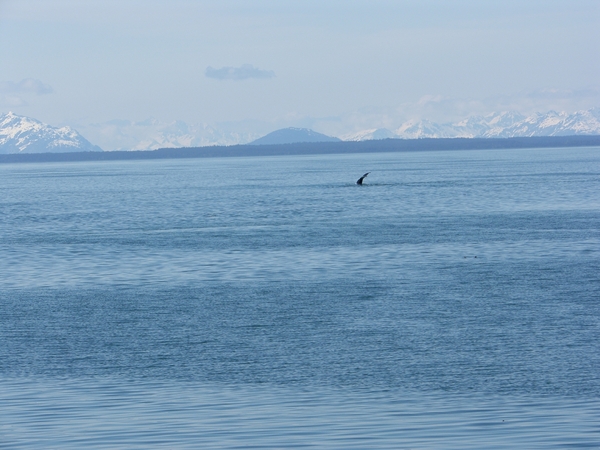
left=95, top=108, right=600, bottom=148
left=80, top=118, right=261, bottom=151
left=1, top=108, right=600, bottom=152
left=344, top=108, right=600, bottom=141
left=0, top=112, right=101, bottom=153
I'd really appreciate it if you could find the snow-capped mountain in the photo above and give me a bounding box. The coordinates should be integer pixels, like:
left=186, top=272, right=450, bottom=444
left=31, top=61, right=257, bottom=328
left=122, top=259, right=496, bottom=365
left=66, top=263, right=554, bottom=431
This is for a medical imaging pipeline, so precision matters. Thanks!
left=101, top=108, right=600, bottom=148
left=0, top=112, right=102, bottom=153
left=395, top=119, right=456, bottom=139
left=346, top=108, right=600, bottom=141
left=79, top=118, right=261, bottom=151
left=5, top=107, right=599, bottom=153
left=342, top=128, right=397, bottom=141
left=482, top=109, right=600, bottom=138
left=127, top=120, right=260, bottom=150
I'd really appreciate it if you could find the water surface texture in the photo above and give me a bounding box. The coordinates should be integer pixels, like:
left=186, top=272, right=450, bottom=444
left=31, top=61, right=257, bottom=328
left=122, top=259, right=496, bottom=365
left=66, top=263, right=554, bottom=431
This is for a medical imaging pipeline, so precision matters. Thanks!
left=1, top=147, right=599, bottom=448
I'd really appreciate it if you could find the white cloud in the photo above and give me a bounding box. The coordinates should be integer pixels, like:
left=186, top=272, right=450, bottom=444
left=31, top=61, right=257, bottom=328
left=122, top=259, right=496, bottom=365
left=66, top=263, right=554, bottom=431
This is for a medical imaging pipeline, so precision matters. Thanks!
left=0, top=95, right=28, bottom=107
left=205, top=64, right=275, bottom=81
left=416, top=94, right=446, bottom=106
left=0, top=78, right=54, bottom=95
left=0, top=79, right=54, bottom=106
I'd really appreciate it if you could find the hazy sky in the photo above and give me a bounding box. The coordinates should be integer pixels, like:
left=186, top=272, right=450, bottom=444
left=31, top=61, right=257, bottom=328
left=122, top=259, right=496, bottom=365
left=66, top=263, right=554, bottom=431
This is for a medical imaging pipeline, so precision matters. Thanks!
left=1, top=0, right=599, bottom=139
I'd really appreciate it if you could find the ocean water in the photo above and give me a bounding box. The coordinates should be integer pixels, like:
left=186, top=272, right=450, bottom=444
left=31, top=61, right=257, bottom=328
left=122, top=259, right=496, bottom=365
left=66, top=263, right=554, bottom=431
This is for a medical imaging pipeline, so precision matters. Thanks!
left=0, top=147, right=599, bottom=448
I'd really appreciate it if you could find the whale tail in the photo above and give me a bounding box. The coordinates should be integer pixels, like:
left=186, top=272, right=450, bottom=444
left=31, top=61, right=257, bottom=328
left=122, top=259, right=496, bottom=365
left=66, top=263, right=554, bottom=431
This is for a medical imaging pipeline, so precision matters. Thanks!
left=356, top=172, right=370, bottom=185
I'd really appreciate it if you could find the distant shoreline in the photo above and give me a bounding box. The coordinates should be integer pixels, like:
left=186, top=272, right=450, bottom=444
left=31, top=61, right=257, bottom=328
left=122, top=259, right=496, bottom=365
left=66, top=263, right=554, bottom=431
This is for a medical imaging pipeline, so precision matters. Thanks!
left=1, top=136, right=599, bottom=164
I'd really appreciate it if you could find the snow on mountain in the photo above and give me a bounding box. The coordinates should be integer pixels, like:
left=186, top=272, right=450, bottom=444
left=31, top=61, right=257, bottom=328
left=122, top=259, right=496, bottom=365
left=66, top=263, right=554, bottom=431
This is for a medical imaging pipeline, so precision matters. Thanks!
left=5, top=107, right=598, bottom=153
left=486, top=108, right=600, bottom=137
left=342, top=128, right=398, bottom=141
left=395, top=119, right=457, bottom=139
left=343, top=108, right=600, bottom=141
left=0, top=112, right=102, bottom=153
left=82, top=119, right=260, bottom=151
left=563, top=108, right=600, bottom=134
left=458, top=111, right=527, bottom=138
left=130, top=120, right=232, bottom=150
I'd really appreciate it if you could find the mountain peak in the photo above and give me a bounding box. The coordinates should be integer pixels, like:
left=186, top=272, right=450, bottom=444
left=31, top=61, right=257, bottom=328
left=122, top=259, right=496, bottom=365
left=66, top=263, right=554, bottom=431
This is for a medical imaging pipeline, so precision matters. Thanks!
left=0, top=112, right=102, bottom=154
left=249, top=127, right=341, bottom=145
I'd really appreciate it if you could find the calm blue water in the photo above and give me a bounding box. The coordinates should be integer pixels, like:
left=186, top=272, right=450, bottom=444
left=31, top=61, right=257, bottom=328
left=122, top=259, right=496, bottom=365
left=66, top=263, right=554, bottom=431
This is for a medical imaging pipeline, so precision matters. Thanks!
left=1, top=147, right=599, bottom=448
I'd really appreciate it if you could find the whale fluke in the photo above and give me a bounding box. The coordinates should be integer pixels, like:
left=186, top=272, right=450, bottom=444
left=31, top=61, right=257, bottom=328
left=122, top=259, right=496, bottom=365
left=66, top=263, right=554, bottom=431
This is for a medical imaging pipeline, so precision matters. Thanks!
left=356, top=172, right=370, bottom=185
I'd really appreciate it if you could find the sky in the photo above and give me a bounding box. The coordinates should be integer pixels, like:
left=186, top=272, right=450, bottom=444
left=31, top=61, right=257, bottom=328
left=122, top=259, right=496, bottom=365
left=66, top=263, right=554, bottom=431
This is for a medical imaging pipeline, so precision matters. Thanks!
left=0, top=0, right=599, bottom=148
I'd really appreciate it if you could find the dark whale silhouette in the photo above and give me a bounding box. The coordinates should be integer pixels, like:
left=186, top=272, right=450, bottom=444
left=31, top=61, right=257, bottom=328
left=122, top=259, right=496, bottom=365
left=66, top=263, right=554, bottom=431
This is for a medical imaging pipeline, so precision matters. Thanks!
left=356, top=172, right=370, bottom=185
